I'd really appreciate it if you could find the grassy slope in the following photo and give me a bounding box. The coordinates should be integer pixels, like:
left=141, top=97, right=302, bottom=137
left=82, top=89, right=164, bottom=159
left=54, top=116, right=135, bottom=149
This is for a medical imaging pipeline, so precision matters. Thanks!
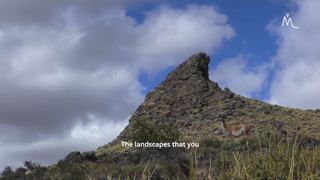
left=97, top=95, right=320, bottom=157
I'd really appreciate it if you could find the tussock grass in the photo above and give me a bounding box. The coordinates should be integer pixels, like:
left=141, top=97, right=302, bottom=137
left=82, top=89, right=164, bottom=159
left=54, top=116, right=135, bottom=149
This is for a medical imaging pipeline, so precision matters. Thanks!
left=217, top=131, right=320, bottom=180
left=2, top=131, right=320, bottom=180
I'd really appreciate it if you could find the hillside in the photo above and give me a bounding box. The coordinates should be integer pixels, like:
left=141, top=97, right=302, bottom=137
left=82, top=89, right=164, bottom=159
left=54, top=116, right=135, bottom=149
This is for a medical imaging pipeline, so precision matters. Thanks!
left=78, top=52, right=320, bottom=179
left=97, top=52, right=320, bottom=154
left=2, top=52, right=320, bottom=180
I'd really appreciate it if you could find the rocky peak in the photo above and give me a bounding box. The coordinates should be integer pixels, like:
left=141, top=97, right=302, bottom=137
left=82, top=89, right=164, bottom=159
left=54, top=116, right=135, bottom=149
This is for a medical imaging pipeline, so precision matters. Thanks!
left=145, top=52, right=218, bottom=100
left=102, top=52, right=230, bottom=148
left=170, top=52, right=210, bottom=80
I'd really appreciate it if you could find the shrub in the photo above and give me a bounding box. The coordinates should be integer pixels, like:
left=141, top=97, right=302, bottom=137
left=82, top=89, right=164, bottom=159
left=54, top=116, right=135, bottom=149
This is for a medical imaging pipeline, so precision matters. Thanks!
left=199, top=136, right=213, bottom=147
left=0, top=166, right=14, bottom=180
left=101, top=157, right=114, bottom=164
left=131, top=116, right=181, bottom=143
left=0, top=161, right=48, bottom=180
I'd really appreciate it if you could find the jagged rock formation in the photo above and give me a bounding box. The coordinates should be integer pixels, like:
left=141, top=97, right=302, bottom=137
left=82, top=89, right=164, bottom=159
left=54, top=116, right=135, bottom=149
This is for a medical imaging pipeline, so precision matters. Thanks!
left=99, top=52, right=320, bottom=152
left=55, top=52, right=320, bottom=179
left=103, top=52, right=235, bottom=148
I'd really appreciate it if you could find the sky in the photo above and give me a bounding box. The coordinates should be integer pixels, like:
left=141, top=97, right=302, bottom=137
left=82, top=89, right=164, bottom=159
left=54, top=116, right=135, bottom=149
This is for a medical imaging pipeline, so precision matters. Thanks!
left=0, top=0, right=319, bottom=170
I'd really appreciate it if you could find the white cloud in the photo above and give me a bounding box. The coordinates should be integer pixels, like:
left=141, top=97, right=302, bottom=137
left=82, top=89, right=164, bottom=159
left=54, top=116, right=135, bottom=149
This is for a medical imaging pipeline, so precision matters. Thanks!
left=267, top=0, right=320, bottom=109
left=0, top=119, right=128, bottom=169
left=210, top=55, right=268, bottom=97
left=136, top=4, right=235, bottom=73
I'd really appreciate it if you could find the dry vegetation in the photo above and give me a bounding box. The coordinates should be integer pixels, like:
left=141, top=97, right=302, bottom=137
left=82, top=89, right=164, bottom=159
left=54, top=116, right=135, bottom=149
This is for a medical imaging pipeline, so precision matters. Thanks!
left=2, top=130, right=320, bottom=180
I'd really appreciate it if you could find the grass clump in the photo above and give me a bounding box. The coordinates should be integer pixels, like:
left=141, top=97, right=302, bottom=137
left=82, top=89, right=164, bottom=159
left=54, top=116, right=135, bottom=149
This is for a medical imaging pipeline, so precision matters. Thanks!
left=199, top=136, right=222, bottom=148
left=238, top=136, right=267, bottom=150
left=216, top=131, right=320, bottom=179
left=192, top=108, right=200, bottom=114
left=121, top=165, right=136, bottom=178
left=154, top=105, right=168, bottom=111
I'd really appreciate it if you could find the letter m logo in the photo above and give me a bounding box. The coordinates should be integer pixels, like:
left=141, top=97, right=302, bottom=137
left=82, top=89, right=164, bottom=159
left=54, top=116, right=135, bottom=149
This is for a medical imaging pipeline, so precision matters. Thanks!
left=282, top=16, right=292, bottom=26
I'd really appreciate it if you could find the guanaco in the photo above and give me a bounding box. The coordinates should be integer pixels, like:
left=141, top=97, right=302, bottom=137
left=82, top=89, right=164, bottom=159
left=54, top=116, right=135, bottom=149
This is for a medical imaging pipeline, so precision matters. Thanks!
left=219, top=118, right=250, bottom=141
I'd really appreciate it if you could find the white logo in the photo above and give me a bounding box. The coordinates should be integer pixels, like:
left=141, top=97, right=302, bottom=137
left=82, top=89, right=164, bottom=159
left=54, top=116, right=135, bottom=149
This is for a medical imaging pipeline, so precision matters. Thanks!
left=282, top=14, right=299, bottom=29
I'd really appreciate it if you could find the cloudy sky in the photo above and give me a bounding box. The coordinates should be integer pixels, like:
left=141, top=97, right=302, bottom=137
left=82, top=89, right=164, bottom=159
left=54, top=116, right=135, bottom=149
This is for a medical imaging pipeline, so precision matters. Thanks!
left=0, top=0, right=319, bottom=170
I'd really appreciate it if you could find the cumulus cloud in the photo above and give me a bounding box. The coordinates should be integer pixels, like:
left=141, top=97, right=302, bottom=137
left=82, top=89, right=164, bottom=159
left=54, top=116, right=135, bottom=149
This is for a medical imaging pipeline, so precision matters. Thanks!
left=0, top=119, right=128, bottom=169
left=210, top=55, right=268, bottom=97
left=266, top=0, right=320, bottom=109
left=0, top=1, right=234, bottom=169
left=135, top=4, right=235, bottom=72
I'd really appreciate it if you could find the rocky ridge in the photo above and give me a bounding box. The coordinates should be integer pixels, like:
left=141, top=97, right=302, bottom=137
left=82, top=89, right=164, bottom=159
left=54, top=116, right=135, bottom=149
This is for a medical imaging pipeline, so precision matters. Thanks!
left=57, top=53, right=320, bottom=164
left=55, top=52, right=320, bottom=179
left=103, top=52, right=236, bottom=148
left=96, top=52, right=320, bottom=154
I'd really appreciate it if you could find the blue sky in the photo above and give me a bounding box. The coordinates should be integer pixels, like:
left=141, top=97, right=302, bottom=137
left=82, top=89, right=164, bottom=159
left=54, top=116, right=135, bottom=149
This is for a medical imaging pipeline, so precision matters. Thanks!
left=0, top=0, right=319, bottom=170
left=133, top=0, right=288, bottom=101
